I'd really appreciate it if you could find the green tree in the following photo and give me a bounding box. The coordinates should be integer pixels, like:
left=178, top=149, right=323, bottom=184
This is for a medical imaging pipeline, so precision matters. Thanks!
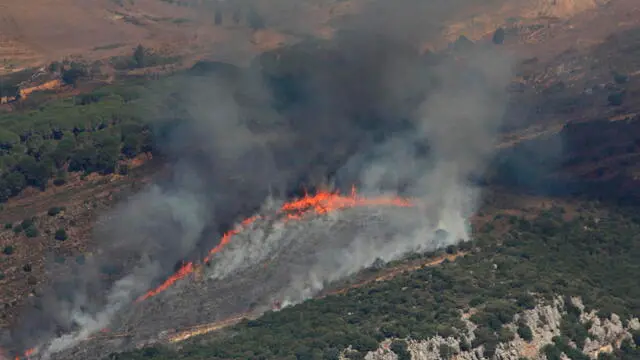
left=133, top=45, right=146, bottom=68
left=247, top=9, right=265, bottom=30
left=48, top=207, right=62, bottom=216
left=214, top=7, right=223, bottom=25
left=390, top=340, right=410, bottom=360
left=492, top=28, right=506, bottom=44
left=4, top=172, right=26, bottom=196
left=608, top=91, right=625, bottom=106
left=54, top=228, right=68, bottom=241
left=517, top=324, right=533, bottom=342
left=62, top=67, right=86, bottom=86
left=24, top=226, right=38, bottom=238
left=2, top=245, right=14, bottom=255
left=0, top=129, right=20, bottom=150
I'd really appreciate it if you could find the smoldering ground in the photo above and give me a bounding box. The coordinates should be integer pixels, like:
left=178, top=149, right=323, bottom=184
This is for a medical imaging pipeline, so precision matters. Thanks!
left=2, top=2, right=514, bottom=357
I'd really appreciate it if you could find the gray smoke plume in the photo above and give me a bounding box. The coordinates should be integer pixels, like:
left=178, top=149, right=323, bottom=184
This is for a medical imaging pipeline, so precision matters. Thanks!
left=4, top=1, right=514, bottom=357
left=201, top=46, right=513, bottom=308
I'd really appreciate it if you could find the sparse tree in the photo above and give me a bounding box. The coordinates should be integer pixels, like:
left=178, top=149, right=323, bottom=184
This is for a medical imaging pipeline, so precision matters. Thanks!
left=133, top=44, right=146, bottom=68
left=247, top=9, right=265, bottom=30
left=24, top=226, right=38, bottom=238
left=214, top=7, right=223, bottom=25
left=54, top=228, right=68, bottom=241
left=492, top=27, right=506, bottom=44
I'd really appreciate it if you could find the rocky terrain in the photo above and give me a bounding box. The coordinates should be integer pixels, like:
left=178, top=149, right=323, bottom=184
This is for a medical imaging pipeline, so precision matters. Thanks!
left=365, top=297, right=640, bottom=360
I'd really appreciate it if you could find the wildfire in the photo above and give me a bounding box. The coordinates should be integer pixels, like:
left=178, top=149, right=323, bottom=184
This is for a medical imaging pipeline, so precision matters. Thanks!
left=12, top=348, right=35, bottom=360
left=135, top=187, right=413, bottom=302
left=135, top=262, right=195, bottom=302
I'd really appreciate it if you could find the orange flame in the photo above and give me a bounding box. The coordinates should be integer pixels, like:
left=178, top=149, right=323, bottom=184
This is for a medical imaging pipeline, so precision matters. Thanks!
left=136, top=188, right=413, bottom=302
left=13, top=348, right=35, bottom=360
left=135, top=262, right=195, bottom=302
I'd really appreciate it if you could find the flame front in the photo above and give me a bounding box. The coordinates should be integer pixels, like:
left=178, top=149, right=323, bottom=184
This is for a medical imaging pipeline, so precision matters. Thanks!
left=12, top=348, right=35, bottom=360
left=136, top=188, right=413, bottom=302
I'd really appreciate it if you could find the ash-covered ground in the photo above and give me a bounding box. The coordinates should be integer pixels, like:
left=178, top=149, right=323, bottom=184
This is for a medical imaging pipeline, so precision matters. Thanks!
left=48, top=204, right=458, bottom=360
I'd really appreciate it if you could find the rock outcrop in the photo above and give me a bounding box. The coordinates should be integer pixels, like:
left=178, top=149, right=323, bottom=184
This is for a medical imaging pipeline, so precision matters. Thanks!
left=365, top=296, right=639, bottom=360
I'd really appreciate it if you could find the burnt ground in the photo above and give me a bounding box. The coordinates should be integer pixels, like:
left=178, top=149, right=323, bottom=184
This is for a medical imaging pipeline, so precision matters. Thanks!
left=47, top=206, right=429, bottom=359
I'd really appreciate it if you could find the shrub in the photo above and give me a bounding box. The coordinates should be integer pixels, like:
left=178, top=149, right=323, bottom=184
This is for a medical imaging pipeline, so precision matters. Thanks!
left=54, top=229, right=68, bottom=241
left=439, top=344, right=454, bottom=359
left=53, top=178, right=66, bottom=186
left=498, top=327, right=515, bottom=342
left=390, top=340, right=410, bottom=360
left=118, top=164, right=129, bottom=175
left=0, top=271, right=4, bottom=280
left=630, top=329, right=640, bottom=346
left=607, top=91, right=625, bottom=106
left=48, top=207, right=62, bottom=216
left=20, top=218, right=34, bottom=230
left=445, top=244, right=458, bottom=254
left=516, top=293, right=537, bottom=310
left=517, top=324, right=534, bottom=342
left=2, top=245, right=14, bottom=255
left=492, top=28, right=505, bottom=44
left=4, top=223, right=12, bottom=229
left=612, top=72, right=629, bottom=84
left=24, top=226, right=39, bottom=238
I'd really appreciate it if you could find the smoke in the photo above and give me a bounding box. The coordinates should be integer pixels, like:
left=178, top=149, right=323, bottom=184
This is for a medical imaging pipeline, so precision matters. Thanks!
left=201, top=45, right=514, bottom=307
left=4, top=0, right=514, bottom=357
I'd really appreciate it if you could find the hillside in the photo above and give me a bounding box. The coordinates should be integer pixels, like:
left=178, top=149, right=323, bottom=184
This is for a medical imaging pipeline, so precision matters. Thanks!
left=0, top=0, right=614, bottom=74
left=1, top=0, right=640, bottom=360
left=109, top=201, right=640, bottom=360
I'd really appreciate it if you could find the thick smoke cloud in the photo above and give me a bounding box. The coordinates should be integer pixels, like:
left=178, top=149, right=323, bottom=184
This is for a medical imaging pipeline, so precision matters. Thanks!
left=3, top=1, right=514, bottom=357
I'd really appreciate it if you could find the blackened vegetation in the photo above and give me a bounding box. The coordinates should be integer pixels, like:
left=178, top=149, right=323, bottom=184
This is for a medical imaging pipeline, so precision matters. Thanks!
left=111, top=206, right=640, bottom=360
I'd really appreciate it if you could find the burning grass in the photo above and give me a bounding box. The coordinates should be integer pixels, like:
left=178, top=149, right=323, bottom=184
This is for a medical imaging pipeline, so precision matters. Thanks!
left=135, top=187, right=413, bottom=303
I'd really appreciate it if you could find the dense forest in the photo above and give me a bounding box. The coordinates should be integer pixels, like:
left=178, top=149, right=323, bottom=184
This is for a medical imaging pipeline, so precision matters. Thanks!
left=109, top=205, right=640, bottom=360
left=0, top=84, right=152, bottom=202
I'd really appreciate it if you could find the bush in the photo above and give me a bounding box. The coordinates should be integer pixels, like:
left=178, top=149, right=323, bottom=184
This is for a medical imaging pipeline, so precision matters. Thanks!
left=53, top=178, right=66, bottom=186
left=118, top=164, right=129, bottom=175
left=492, top=28, right=505, bottom=45
left=24, top=226, right=39, bottom=238
left=517, top=324, right=534, bottom=342
left=20, top=218, right=34, bottom=230
left=516, top=293, right=537, bottom=310
left=445, top=244, right=458, bottom=254
left=54, top=228, right=68, bottom=241
left=631, top=329, right=640, bottom=346
left=607, top=91, right=625, bottom=106
left=439, top=344, right=454, bottom=359
left=2, top=245, right=14, bottom=255
left=390, top=340, right=410, bottom=360
left=498, top=327, right=515, bottom=342
left=612, top=72, right=629, bottom=84
left=48, top=207, right=62, bottom=216
left=4, top=223, right=12, bottom=229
